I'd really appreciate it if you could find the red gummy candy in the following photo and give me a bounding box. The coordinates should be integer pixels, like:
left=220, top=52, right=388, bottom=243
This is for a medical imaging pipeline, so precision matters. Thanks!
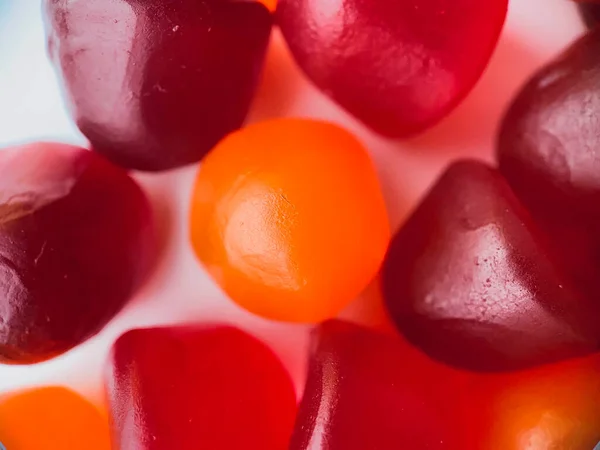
left=290, top=320, right=465, bottom=449
left=497, top=28, right=600, bottom=312
left=107, top=326, right=296, bottom=450
left=0, top=143, right=154, bottom=364
left=276, top=0, right=507, bottom=137
left=44, top=0, right=272, bottom=171
left=292, top=321, right=600, bottom=449
left=382, top=160, right=597, bottom=372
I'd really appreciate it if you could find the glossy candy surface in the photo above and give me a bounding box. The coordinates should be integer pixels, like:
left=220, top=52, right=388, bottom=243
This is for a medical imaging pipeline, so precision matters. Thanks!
left=107, top=325, right=296, bottom=450
left=497, top=28, right=600, bottom=309
left=290, top=321, right=465, bottom=449
left=0, top=143, right=154, bottom=364
left=465, top=355, right=600, bottom=449
left=189, top=119, right=389, bottom=323
left=44, top=0, right=272, bottom=171
left=276, top=0, right=507, bottom=137
left=382, top=160, right=597, bottom=371
left=0, top=387, right=110, bottom=450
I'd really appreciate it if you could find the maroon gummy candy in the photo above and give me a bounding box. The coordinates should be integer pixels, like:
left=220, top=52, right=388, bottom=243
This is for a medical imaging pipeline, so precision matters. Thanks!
left=290, top=320, right=465, bottom=449
left=276, top=0, right=507, bottom=137
left=578, top=2, right=600, bottom=29
left=44, top=0, right=272, bottom=171
left=107, top=325, right=297, bottom=450
left=382, top=160, right=598, bottom=372
left=0, top=143, right=154, bottom=364
left=497, top=28, right=600, bottom=312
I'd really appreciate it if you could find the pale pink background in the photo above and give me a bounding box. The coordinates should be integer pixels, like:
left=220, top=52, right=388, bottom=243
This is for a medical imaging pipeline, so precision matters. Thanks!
left=0, top=0, right=586, bottom=404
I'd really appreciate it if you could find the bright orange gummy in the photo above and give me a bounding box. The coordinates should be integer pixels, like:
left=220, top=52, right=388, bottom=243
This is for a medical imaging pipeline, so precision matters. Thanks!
left=469, top=356, right=600, bottom=449
left=0, top=387, right=110, bottom=450
left=260, top=0, right=277, bottom=11
left=190, top=118, right=390, bottom=323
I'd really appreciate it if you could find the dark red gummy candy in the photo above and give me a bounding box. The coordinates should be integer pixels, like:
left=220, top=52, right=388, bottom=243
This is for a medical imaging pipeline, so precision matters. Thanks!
left=578, top=2, right=600, bottom=28
left=44, top=0, right=272, bottom=171
left=497, top=28, right=600, bottom=312
left=382, top=160, right=598, bottom=372
left=290, top=320, right=465, bottom=449
left=0, top=143, right=154, bottom=364
left=107, top=325, right=296, bottom=450
left=276, top=0, right=507, bottom=137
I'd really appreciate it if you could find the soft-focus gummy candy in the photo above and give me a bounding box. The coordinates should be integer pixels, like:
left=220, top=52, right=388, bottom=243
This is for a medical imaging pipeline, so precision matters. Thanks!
left=0, top=387, right=110, bottom=450
left=497, top=28, right=600, bottom=316
left=382, top=160, right=597, bottom=372
left=464, top=355, right=600, bottom=449
left=0, top=143, right=154, bottom=364
left=290, top=320, right=465, bottom=449
left=276, top=0, right=507, bottom=137
left=44, top=0, right=272, bottom=171
left=579, top=2, right=600, bottom=28
left=107, top=325, right=296, bottom=449
left=292, top=322, right=600, bottom=449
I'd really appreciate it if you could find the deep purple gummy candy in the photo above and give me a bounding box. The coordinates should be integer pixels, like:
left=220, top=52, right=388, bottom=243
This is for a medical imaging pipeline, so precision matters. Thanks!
left=382, top=160, right=599, bottom=372
left=0, top=142, right=154, bottom=364
left=44, top=0, right=272, bottom=171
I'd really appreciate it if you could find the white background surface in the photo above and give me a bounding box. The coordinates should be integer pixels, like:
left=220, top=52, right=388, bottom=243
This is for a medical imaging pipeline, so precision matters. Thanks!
left=0, top=0, right=587, bottom=405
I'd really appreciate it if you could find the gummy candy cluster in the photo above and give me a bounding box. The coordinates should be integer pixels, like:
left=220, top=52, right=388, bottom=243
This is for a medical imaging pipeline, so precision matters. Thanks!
left=0, top=0, right=599, bottom=449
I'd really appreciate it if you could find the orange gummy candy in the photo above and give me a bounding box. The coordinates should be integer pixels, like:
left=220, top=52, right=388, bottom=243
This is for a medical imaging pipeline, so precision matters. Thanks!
left=190, top=118, right=390, bottom=323
left=0, top=387, right=110, bottom=450
left=261, top=0, right=277, bottom=11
